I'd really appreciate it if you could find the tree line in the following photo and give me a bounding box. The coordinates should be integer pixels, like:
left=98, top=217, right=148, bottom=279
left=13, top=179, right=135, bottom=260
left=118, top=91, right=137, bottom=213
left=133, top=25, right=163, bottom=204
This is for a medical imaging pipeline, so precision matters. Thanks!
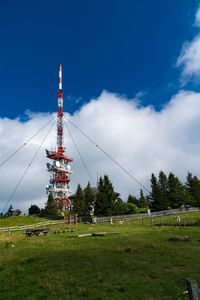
left=11, top=170, right=200, bottom=218
left=70, top=171, right=200, bottom=216
left=27, top=175, right=147, bottom=218
left=72, top=175, right=152, bottom=217
left=148, top=171, right=200, bottom=211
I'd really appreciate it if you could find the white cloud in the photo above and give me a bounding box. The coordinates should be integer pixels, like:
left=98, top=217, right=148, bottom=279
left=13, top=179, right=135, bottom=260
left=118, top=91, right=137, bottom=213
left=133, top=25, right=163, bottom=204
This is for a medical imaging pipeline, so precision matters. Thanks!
left=177, top=36, right=200, bottom=80
left=1, top=90, right=200, bottom=213
left=195, top=5, right=200, bottom=27
left=177, top=5, right=200, bottom=82
left=2, top=6, right=200, bottom=214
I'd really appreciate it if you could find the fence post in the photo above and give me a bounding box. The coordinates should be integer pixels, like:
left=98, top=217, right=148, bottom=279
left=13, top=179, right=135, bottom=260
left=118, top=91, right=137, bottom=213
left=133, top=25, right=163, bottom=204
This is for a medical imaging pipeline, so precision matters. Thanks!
left=8, top=228, right=10, bottom=236
left=69, top=214, right=71, bottom=228
left=75, top=214, right=77, bottom=229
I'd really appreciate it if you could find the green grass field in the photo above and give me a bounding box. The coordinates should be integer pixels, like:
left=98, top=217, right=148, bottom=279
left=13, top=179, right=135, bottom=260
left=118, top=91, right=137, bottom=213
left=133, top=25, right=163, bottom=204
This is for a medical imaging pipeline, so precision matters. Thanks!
left=0, top=212, right=200, bottom=300
left=0, top=216, right=50, bottom=227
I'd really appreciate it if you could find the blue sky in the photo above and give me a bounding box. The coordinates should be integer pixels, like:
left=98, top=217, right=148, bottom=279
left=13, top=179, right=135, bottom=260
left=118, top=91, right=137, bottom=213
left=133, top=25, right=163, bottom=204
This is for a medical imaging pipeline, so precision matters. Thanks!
left=2, top=0, right=200, bottom=211
left=0, top=0, right=199, bottom=118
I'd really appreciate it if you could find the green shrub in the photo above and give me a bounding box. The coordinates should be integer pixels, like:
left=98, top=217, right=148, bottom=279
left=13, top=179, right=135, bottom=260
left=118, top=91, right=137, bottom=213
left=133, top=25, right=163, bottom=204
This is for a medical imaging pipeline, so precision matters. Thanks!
left=138, top=208, right=147, bottom=214
left=126, top=203, right=137, bottom=214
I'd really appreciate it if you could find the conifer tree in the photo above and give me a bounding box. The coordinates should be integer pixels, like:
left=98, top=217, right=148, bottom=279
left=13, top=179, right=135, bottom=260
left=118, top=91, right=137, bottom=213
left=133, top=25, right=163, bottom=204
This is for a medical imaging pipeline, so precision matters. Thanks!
left=113, top=198, right=127, bottom=215
left=185, top=172, right=200, bottom=207
left=84, top=182, right=96, bottom=216
left=4, top=205, right=13, bottom=218
left=95, top=177, right=107, bottom=216
left=95, top=175, right=118, bottom=216
left=138, top=189, right=148, bottom=208
left=167, top=172, right=186, bottom=208
left=158, top=171, right=169, bottom=210
left=104, top=174, right=119, bottom=215
left=148, top=172, right=169, bottom=211
left=28, top=204, right=40, bottom=215
left=44, top=192, right=58, bottom=216
left=73, top=184, right=86, bottom=216
left=148, top=173, right=161, bottom=211
left=127, top=195, right=139, bottom=206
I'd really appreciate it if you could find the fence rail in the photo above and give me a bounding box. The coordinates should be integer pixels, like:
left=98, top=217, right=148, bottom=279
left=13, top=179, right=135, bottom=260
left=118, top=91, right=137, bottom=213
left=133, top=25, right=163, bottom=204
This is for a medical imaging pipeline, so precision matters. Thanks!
left=92, top=207, right=200, bottom=223
left=0, top=207, right=200, bottom=232
left=0, top=219, right=64, bottom=232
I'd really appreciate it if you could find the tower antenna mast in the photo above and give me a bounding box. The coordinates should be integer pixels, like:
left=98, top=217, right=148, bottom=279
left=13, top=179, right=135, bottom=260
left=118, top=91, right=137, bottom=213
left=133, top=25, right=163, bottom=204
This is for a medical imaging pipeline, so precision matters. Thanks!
left=45, top=65, right=73, bottom=209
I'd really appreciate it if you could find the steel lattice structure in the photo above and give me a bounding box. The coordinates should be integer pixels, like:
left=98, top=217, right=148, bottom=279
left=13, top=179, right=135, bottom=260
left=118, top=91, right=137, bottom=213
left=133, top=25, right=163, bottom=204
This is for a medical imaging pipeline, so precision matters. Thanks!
left=45, top=65, right=73, bottom=209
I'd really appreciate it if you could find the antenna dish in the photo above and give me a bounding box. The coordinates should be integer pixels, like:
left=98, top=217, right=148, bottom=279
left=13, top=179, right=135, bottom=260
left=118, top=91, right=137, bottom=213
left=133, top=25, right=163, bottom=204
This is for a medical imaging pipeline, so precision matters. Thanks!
left=56, top=161, right=61, bottom=168
left=66, top=164, right=71, bottom=171
left=46, top=163, right=52, bottom=169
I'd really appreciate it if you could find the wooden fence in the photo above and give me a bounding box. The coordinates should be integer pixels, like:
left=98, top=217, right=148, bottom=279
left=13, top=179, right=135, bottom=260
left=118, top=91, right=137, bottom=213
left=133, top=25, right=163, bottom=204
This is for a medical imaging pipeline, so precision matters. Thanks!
left=92, top=207, right=200, bottom=223
left=64, top=214, right=77, bottom=226
left=0, top=207, right=200, bottom=233
left=0, top=219, right=64, bottom=233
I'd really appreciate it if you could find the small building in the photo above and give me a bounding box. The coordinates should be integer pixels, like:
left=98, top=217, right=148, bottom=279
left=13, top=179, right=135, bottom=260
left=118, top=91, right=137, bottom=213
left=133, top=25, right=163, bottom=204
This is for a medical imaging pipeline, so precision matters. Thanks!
left=8, top=208, right=21, bottom=217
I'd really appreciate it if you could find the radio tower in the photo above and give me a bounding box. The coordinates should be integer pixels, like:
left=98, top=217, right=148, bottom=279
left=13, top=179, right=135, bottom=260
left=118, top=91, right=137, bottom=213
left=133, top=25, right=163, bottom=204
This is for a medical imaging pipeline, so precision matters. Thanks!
left=45, top=64, right=73, bottom=209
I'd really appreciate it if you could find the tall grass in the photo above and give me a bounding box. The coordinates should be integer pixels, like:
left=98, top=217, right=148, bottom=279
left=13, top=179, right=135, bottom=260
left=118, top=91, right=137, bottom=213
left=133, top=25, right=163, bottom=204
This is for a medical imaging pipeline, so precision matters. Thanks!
left=0, top=213, right=199, bottom=299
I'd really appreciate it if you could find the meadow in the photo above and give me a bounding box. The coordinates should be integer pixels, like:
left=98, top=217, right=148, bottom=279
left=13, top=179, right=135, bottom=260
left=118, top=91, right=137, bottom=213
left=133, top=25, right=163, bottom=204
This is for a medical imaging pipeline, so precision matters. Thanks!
left=0, top=212, right=200, bottom=300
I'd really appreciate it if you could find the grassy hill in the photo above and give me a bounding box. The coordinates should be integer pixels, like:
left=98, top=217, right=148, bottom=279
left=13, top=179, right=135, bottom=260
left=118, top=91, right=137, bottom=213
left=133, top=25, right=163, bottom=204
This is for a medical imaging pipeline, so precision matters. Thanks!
left=0, top=212, right=200, bottom=299
left=0, top=216, right=50, bottom=227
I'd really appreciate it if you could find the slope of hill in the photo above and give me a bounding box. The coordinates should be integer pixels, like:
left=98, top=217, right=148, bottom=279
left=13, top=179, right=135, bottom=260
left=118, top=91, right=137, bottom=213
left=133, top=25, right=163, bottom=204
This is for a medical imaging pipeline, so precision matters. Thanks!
left=0, top=212, right=200, bottom=299
left=0, top=216, right=49, bottom=227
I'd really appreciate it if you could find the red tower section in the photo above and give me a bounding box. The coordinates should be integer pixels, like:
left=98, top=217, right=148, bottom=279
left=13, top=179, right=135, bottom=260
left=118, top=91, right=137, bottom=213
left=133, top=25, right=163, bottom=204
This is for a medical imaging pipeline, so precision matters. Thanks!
left=46, top=65, right=73, bottom=209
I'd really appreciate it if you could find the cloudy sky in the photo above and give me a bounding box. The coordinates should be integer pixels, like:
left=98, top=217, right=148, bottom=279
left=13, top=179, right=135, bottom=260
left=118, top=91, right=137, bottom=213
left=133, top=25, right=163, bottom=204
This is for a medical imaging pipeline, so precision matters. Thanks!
left=1, top=1, right=200, bottom=212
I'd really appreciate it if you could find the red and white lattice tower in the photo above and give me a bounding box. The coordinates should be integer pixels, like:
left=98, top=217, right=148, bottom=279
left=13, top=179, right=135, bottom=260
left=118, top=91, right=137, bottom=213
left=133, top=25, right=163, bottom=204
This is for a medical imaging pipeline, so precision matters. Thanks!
left=45, top=64, right=73, bottom=209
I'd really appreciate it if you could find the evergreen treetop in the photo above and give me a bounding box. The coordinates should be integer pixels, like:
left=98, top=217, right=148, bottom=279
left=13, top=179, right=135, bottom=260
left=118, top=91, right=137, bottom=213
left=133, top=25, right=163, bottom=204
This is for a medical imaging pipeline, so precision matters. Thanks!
left=73, top=184, right=86, bottom=216
left=44, top=192, right=58, bottom=216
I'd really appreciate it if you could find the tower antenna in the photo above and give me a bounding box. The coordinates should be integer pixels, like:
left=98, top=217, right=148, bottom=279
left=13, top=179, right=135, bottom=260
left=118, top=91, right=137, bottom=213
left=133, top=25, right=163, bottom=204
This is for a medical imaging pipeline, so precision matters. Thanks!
left=45, top=65, right=73, bottom=209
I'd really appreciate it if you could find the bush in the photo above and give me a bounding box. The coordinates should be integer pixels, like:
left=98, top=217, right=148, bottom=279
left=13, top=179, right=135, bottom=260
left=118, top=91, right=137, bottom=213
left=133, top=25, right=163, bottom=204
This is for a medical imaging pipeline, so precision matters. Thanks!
left=126, top=203, right=137, bottom=214
left=138, top=208, right=147, bottom=214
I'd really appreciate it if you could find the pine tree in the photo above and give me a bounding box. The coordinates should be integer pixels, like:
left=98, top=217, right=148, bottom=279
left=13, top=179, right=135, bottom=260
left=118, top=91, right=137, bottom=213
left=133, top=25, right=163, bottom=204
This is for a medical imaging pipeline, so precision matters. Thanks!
left=127, top=195, right=139, bottom=206
left=104, top=174, right=119, bottom=215
left=148, top=172, right=169, bottom=211
left=158, top=171, right=169, bottom=210
left=95, top=176, right=108, bottom=216
left=4, top=205, right=13, bottom=218
left=148, top=173, right=160, bottom=211
left=113, top=198, right=127, bottom=215
left=73, top=184, right=86, bottom=216
left=95, top=192, right=108, bottom=216
left=44, top=192, right=58, bottom=216
left=167, top=172, right=187, bottom=208
left=138, top=189, right=148, bottom=208
left=84, top=182, right=96, bottom=216
left=28, top=204, right=40, bottom=215
left=185, top=172, right=200, bottom=207
left=95, top=175, right=118, bottom=216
